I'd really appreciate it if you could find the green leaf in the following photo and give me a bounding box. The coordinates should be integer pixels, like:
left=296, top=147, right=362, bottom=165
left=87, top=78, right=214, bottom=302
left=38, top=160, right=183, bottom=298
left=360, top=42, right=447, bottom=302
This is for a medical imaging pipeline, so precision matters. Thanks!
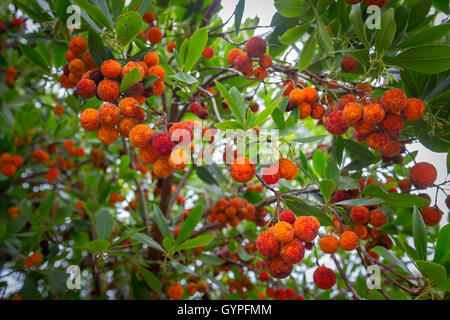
left=184, top=27, right=208, bottom=71
left=279, top=23, right=311, bottom=45
left=214, top=120, right=244, bottom=130
left=372, top=246, right=410, bottom=273
left=349, top=3, right=370, bottom=48
left=319, top=179, right=335, bottom=202
left=334, top=198, right=385, bottom=207
left=169, top=72, right=198, bottom=84
left=385, top=193, right=430, bottom=208
left=315, top=18, right=334, bottom=56
left=234, top=0, right=245, bottom=35
left=120, top=67, right=142, bottom=93
left=139, top=267, right=161, bottom=291
left=412, top=206, right=427, bottom=261
left=199, top=254, right=223, bottom=266
left=298, top=34, right=316, bottom=71
left=274, top=0, right=309, bottom=18
left=152, top=204, right=170, bottom=240
left=177, top=235, right=214, bottom=251
left=325, top=157, right=339, bottom=184
left=176, top=205, right=203, bottom=244
left=416, top=260, right=447, bottom=286
left=163, top=237, right=175, bottom=252
left=72, top=0, right=113, bottom=30
left=142, top=74, right=159, bottom=89
left=386, top=44, right=450, bottom=74
left=196, top=166, right=219, bottom=185
left=88, top=29, right=114, bottom=67
left=312, top=149, right=327, bottom=178
left=375, top=8, right=396, bottom=52
left=115, top=11, right=143, bottom=48
left=86, top=239, right=110, bottom=252
left=215, top=81, right=244, bottom=125
left=343, top=139, right=376, bottom=163
left=254, top=96, right=286, bottom=127
left=18, top=43, right=49, bottom=71
left=119, top=154, right=130, bottom=172
left=131, top=233, right=166, bottom=253
left=395, top=23, right=450, bottom=49
left=434, top=224, right=450, bottom=264
left=38, top=191, right=57, bottom=217
left=282, top=195, right=333, bottom=226
left=95, top=208, right=114, bottom=240
left=178, top=39, right=189, bottom=69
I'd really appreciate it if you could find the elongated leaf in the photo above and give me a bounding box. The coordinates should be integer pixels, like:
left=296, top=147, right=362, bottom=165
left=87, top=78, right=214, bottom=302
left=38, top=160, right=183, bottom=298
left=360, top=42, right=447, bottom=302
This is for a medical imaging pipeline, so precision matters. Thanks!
left=375, top=8, right=396, bottom=52
left=298, top=34, right=316, bottom=71
left=86, top=239, right=110, bottom=252
left=196, top=166, right=218, bottom=185
left=116, top=11, right=143, bottom=48
left=385, top=193, right=430, bottom=208
left=412, top=206, right=427, bottom=261
left=153, top=204, right=170, bottom=239
left=254, top=96, right=286, bottom=127
left=176, top=205, right=203, bottom=244
left=334, top=198, right=385, bottom=207
left=131, top=233, right=166, bottom=253
left=139, top=267, right=161, bottom=291
left=372, top=246, right=410, bottom=273
left=282, top=195, right=333, bottom=226
left=234, top=0, right=245, bottom=35
left=350, top=3, right=370, bottom=48
left=316, top=18, right=334, bottom=56
left=433, top=224, right=450, bottom=264
left=177, top=235, right=214, bottom=251
left=214, top=120, right=244, bottom=130
left=319, top=179, right=335, bottom=202
left=416, top=260, right=447, bottom=286
left=215, top=81, right=244, bottom=124
left=88, top=29, right=114, bottom=67
left=396, top=23, right=450, bottom=49
left=120, top=67, right=142, bottom=93
left=279, top=23, right=311, bottom=45
left=96, top=208, right=113, bottom=240
left=169, top=72, right=198, bottom=84
left=72, top=0, right=113, bottom=30
left=185, top=27, right=208, bottom=71
left=343, top=139, right=376, bottom=163
left=18, top=43, right=49, bottom=71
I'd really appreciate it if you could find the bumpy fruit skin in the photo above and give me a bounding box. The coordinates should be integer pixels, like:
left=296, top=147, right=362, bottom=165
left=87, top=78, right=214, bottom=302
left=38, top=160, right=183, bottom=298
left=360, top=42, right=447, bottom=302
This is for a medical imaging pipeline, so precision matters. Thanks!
left=325, top=110, right=350, bottom=135
left=139, top=145, right=159, bottom=164
left=364, top=0, right=388, bottom=7
left=410, top=162, right=437, bottom=189
left=280, top=239, right=305, bottom=264
left=68, top=58, right=86, bottom=77
left=382, top=114, right=404, bottom=138
left=151, top=132, right=175, bottom=156
left=152, top=157, right=173, bottom=178
left=76, top=78, right=97, bottom=98
left=363, top=103, right=385, bottom=124
left=122, top=62, right=145, bottom=78
left=279, top=210, right=296, bottom=224
left=68, top=37, right=87, bottom=55
left=289, top=88, right=305, bottom=105
left=80, top=108, right=99, bottom=131
left=168, top=284, right=184, bottom=300
left=303, top=87, right=318, bottom=104
left=382, top=88, right=407, bottom=114
left=266, top=256, right=293, bottom=279
left=97, top=126, right=118, bottom=144
left=313, top=266, right=336, bottom=290
left=398, top=179, right=412, bottom=193
left=262, top=165, right=280, bottom=184
left=259, top=55, right=272, bottom=68
left=144, top=52, right=159, bottom=67
left=254, top=66, right=268, bottom=80
left=97, top=79, right=120, bottom=102
left=129, top=124, right=154, bottom=148
left=25, top=252, right=44, bottom=267
left=350, top=206, right=369, bottom=225
left=402, top=98, right=425, bottom=121
left=148, top=65, right=166, bottom=82
left=234, top=53, right=253, bottom=73
left=382, top=141, right=402, bottom=157
left=421, top=206, right=443, bottom=226
left=369, top=209, right=387, bottom=227
left=118, top=117, right=138, bottom=138
left=167, top=41, right=176, bottom=53
left=101, top=59, right=121, bottom=78
left=338, top=94, right=357, bottom=110
left=343, top=102, right=363, bottom=122
left=2, top=164, right=16, bottom=176
left=298, top=102, right=312, bottom=119
left=341, top=56, right=358, bottom=73
left=273, top=221, right=294, bottom=243
left=202, top=46, right=214, bottom=59
left=319, top=235, right=339, bottom=254
left=227, top=48, right=242, bottom=65
left=169, top=122, right=194, bottom=146
left=230, top=157, right=255, bottom=183
left=294, top=216, right=319, bottom=242
left=118, top=97, right=139, bottom=117
left=278, top=158, right=298, bottom=180
left=259, top=272, right=269, bottom=282
left=53, top=105, right=64, bottom=115
left=256, top=231, right=280, bottom=257
left=354, top=120, right=374, bottom=135
left=147, top=27, right=163, bottom=44
left=98, top=103, right=121, bottom=126
left=339, top=231, right=359, bottom=251
left=168, top=149, right=188, bottom=170
left=245, top=36, right=267, bottom=58
left=143, top=12, right=156, bottom=24
left=367, top=131, right=391, bottom=151
left=311, top=103, right=325, bottom=119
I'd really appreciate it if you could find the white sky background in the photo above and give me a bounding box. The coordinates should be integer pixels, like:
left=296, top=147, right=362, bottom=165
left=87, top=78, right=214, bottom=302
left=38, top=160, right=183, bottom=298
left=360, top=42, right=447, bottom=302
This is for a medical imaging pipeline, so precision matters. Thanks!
left=218, top=1, right=449, bottom=223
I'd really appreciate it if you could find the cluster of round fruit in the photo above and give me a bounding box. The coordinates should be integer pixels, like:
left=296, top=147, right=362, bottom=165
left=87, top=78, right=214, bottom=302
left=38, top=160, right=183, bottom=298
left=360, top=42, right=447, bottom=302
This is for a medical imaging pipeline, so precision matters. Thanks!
left=261, top=158, right=299, bottom=185
left=256, top=210, right=320, bottom=279
left=246, top=184, right=264, bottom=193
left=325, top=88, right=425, bottom=156
left=282, top=83, right=326, bottom=120
left=24, top=252, right=43, bottom=268
left=167, top=278, right=207, bottom=300
left=264, top=286, right=304, bottom=300
left=226, top=36, right=272, bottom=80
left=188, top=102, right=209, bottom=119
left=0, top=152, right=23, bottom=177
left=224, top=276, right=254, bottom=294
left=4, top=66, right=17, bottom=87
left=206, top=198, right=268, bottom=227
